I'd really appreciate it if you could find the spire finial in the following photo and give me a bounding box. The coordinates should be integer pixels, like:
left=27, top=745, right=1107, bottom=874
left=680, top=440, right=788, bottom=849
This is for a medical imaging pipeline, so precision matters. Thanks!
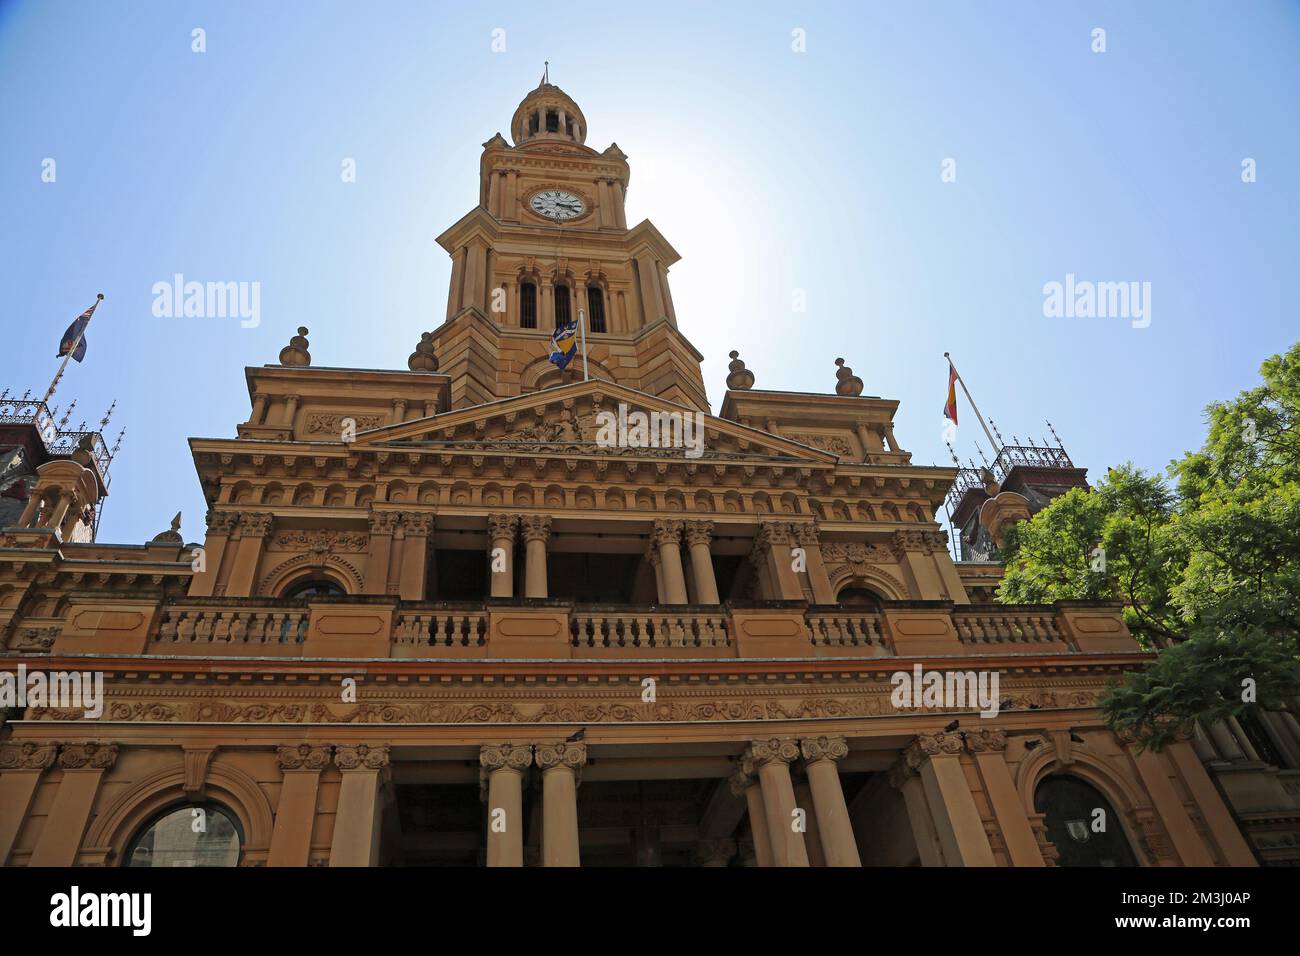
left=543, top=60, right=549, bottom=85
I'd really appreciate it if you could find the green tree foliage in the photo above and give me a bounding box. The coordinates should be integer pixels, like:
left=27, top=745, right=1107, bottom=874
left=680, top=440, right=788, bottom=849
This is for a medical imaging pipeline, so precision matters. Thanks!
left=997, top=343, right=1300, bottom=749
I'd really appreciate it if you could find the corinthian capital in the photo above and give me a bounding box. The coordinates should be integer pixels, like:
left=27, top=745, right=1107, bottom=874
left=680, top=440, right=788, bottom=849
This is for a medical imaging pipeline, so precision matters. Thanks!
left=334, top=744, right=390, bottom=770
left=756, top=521, right=794, bottom=548
left=238, top=512, right=274, bottom=537
left=400, top=512, right=434, bottom=535
left=793, top=522, right=822, bottom=547
left=486, top=513, right=520, bottom=541
left=651, top=518, right=684, bottom=548
left=58, top=742, right=118, bottom=770
left=277, top=743, right=332, bottom=771
left=683, top=520, right=714, bottom=548
left=206, top=509, right=240, bottom=535
left=745, top=737, right=800, bottom=768
left=520, top=514, right=552, bottom=544
left=369, top=511, right=400, bottom=535
left=0, top=742, right=58, bottom=771
left=800, top=735, right=849, bottom=764
left=534, top=741, right=586, bottom=772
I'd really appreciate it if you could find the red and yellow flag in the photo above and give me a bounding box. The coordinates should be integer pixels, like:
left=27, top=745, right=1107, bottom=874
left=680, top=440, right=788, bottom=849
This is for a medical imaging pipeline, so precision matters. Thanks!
left=943, top=366, right=959, bottom=424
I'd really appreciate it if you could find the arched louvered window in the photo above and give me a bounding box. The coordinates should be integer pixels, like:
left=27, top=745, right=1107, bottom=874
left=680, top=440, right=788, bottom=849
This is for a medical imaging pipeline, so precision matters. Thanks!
left=587, top=286, right=607, bottom=333
left=520, top=282, right=537, bottom=329
left=554, top=284, right=571, bottom=327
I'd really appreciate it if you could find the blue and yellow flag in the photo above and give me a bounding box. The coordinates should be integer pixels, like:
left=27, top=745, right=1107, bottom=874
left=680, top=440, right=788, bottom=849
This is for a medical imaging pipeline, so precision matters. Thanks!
left=549, top=320, right=578, bottom=371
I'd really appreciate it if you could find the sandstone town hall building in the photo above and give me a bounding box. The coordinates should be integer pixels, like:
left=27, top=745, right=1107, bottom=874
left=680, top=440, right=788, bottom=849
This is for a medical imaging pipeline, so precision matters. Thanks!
left=0, top=80, right=1270, bottom=868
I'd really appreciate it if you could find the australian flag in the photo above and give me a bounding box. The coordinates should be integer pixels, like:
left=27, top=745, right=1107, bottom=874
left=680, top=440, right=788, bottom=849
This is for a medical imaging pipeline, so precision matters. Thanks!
left=548, top=320, right=579, bottom=371
left=57, top=297, right=101, bottom=363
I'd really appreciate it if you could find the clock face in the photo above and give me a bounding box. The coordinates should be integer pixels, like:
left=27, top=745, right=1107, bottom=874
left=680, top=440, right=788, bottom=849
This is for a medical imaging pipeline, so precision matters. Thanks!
left=530, top=190, right=586, bottom=221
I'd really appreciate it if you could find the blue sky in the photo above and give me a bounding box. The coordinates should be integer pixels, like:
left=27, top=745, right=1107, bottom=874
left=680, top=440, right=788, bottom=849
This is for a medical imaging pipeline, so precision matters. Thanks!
left=2, top=1, right=1297, bottom=544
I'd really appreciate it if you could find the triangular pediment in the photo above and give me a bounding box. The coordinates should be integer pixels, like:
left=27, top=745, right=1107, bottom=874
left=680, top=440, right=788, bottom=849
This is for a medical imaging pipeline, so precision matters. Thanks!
left=352, top=380, right=839, bottom=466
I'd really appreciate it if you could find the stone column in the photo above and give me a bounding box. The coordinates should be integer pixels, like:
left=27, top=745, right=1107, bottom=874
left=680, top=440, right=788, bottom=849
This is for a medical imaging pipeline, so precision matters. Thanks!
left=223, top=512, right=273, bottom=597
left=613, top=181, right=627, bottom=228
left=249, top=391, right=268, bottom=425
left=364, top=512, right=399, bottom=594
left=793, top=777, right=826, bottom=866
left=504, top=171, right=519, bottom=222
left=521, top=515, right=552, bottom=599
left=963, top=729, right=1044, bottom=866
left=189, top=510, right=239, bottom=597
left=596, top=179, right=614, bottom=227
left=282, top=394, right=300, bottom=427
left=745, top=738, right=809, bottom=867
left=28, top=743, right=118, bottom=867
left=398, top=512, right=432, bottom=600
left=1165, top=738, right=1257, bottom=866
left=887, top=758, right=947, bottom=866
left=729, top=766, right=773, bottom=867
left=480, top=743, right=532, bottom=867
left=329, top=745, right=389, bottom=867
left=800, top=735, right=862, bottom=867
left=535, top=742, right=586, bottom=867
left=487, top=514, right=519, bottom=598
left=269, top=744, right=330, bottom=867
left=1117, top=730, right=1214, bottom=866
left=652, top=519, right=688, bottom=604
left=635, top=254, right=665, bottom=325
left=0, top=743, right=58, bottom=865
left=794, top=523, right=836, bottom=604
left=447, top=247, right=467, bottom=319
left=684, top=520, right=720, bottom=604
left=753, top=522, right=804, bottom=600
left=906, top=732, right=996, bottom=866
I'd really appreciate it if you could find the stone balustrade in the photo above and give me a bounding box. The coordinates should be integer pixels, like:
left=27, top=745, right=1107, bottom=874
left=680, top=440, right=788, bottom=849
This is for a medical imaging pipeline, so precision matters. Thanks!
left=153, top=605, right=310, bottom=652
left=952, top=606, right=1065, bottom=648
left=39, top=597, right=1139, bottom=661
left=570, top=606, right=730, bottom=656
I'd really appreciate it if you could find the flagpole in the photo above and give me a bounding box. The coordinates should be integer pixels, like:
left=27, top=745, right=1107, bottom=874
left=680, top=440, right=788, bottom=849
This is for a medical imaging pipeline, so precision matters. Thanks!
left=578, top=307, right=589, bottom=381
left=944, top=351, right=1000, bottom=455
left=42, top=293, right=103, bottom=407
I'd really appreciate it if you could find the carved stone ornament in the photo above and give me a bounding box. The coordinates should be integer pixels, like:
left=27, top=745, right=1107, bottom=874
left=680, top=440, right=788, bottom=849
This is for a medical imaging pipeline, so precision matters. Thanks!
left=487, top=513, right=521, bottom=541
left=272, top=529, right=368, bottom=553
left=58, top=742, right=119, bottom=770
left=746, top=737, right=800, bottom=768
left=0, top=742, right=58, bottom=770
left=480, top=742, right=534, bottom=773
left=651, top=518, right=684, bottom=548
left=277, top=743, right=332, bottom=771
left=963, top=729, right=1009, bottom=753
left=334, top=744, right=390, bottom=770
left=534, top=741, right=586, bottom=772
left=800, top=735, right=849, bottom=764
left=521, top=514, right=552, bottom=543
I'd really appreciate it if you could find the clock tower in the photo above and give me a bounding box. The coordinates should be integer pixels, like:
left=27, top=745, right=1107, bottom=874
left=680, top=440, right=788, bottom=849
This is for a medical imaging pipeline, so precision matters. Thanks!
left=431, top=78, right=708, bottom=412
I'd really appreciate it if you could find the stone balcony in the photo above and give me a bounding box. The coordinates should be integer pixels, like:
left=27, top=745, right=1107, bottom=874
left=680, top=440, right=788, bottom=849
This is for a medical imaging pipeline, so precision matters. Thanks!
left=40, top=596, right=1141, bottom=661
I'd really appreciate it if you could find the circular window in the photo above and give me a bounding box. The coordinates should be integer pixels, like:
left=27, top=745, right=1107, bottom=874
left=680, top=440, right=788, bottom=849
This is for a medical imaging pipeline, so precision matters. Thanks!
left=125, top=803, right=242, bottom=867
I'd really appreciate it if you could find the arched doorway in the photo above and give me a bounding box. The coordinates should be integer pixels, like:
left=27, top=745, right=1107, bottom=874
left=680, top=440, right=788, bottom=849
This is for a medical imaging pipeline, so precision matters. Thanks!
left=1034, top=774, right=1138, bottom=866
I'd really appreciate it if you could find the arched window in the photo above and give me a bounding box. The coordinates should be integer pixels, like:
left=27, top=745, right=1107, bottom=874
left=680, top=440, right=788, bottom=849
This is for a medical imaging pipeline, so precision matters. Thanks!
left=587, top=286, right=607, bottom=332
left=1034, top=775, right=1138, bottom=867
left=554, top=284, right=571, bottom=327
left=836, top=586, right=884, bottom=607
left=282, top=578, right=346, bottom=599
left=545, top=110, right=559, bottom=133
left=520, top=282, right=537, bottom=329
left=528, top=111, right=539, bottom=135
left=126, top=803, right=242, bottom=867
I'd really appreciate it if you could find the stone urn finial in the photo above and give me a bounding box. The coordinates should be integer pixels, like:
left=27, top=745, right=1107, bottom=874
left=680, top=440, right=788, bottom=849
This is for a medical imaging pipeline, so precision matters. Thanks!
left=151, top=511, right=184, bottom=544
left=726, top=350, right=755, bottom=390
left=279, top=326, right=311, bottom=366
left=834, top=357, right=863, bottom=396
left=408, top=331, right=439, bottom=372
